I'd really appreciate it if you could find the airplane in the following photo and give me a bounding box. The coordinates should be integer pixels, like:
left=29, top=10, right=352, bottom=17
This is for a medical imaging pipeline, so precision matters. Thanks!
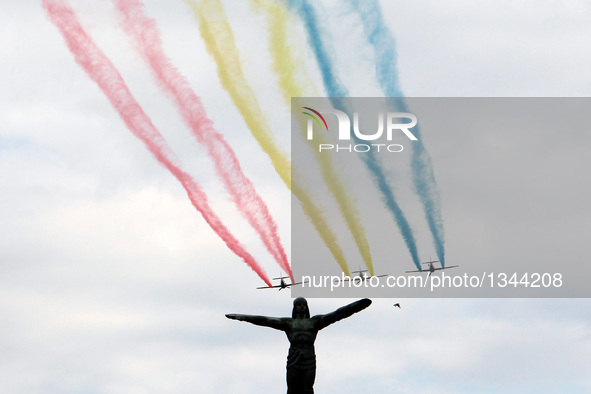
left=257, top=275, right=302, bottom=291
left=344, top=267, right=388, bottom=281
left=393, top=303, right=401, bottom=308
left=405, top=260, right=459, bottom=277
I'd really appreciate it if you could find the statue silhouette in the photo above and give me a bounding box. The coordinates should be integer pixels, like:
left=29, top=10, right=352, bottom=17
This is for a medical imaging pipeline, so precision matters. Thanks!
left=226, top=297, right=372, bottom=394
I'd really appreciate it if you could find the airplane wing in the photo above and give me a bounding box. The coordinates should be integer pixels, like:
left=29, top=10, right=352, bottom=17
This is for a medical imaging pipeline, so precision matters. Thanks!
left=256, top=284, right=284, bottom=289
left=432, top=265, right=459, bottom=271
left=256, top=282, right=302, bottom=290
left=272, top=275, right=290, bottom=280
left=343, top=274, right=388, bottom=280
left=406, top=265, right=459, bottom=274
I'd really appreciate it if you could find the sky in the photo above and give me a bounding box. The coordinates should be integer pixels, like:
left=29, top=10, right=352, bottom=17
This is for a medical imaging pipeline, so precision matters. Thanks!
left=2, top=0, right=591, bottom=393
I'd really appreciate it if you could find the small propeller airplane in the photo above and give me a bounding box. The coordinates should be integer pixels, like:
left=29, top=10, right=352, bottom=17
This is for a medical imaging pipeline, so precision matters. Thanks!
left=257, top=274, right=303, bottom=291
left=405, top=260, right=459, bottom=277
left=344, top=267, right=388, bottom=281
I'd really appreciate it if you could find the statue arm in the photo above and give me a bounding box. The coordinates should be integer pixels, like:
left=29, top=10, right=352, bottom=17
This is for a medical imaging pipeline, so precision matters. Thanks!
left=314, top=298, right=372, bottom=330
left=226, top=314, right=287, bottom=331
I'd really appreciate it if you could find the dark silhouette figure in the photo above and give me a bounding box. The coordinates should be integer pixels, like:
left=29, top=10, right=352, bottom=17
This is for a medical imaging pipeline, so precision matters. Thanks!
left=226, top=297, right=371, bottom=394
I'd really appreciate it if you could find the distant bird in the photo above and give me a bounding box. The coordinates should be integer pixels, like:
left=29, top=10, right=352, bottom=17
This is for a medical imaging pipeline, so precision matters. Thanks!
left=393, top=303, right=401, bottom=308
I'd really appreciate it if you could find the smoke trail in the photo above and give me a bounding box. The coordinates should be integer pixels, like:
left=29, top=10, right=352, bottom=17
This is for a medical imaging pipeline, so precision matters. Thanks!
left=250, top=0, right=374, bottom=274
left=348, top=0, right=445, bottom=266
left=42, top=0, right=272, bottom=286
left=286, top=0, right=348, bottom=97
left=114, top=0, right=292, bottom=280
left=184, top=0, right=290, bottom=187
left=250, top=0, right=315, bottom=100
left=286, top=0, right=421, bottom=270
left=306, top=122, right=374, bottom=275
left=292, top=178, right=350, bottom=275
left=185, top=0, right=291, bottom=189
left=189, top=0, right=366, bottom=276
left=187, top=0, right=350, bottom=275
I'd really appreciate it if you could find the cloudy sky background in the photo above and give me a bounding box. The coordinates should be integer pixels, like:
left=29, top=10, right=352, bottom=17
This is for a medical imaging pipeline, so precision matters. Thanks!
left=2, top=0, right=591, bottom=393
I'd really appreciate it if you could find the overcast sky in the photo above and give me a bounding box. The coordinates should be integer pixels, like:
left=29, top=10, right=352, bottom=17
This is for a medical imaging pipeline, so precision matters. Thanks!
left=2, top=1, right=591, bottom=393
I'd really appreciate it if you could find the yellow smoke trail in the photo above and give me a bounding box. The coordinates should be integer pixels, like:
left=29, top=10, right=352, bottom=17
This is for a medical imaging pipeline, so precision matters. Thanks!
left=251, top=0, right=310, bottom=100
left=251, top=0, right=375, bottom=275
left=185, top=0, right=351, bottom=275
left=186, top=0, right=290, bottom=187
left=297, top=115, right=374, bottom=275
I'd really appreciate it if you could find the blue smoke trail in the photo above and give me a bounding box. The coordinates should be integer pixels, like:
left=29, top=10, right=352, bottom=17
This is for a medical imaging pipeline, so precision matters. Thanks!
left=348, top=0, right=446, bottom=267
left=287, top=0, right=421, bottom=270
left=287, top=0, right=348, bottom=97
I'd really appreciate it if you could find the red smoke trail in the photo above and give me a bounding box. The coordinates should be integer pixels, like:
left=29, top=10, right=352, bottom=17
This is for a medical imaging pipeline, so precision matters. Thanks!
left=42, top=0, right=272, bottom=286
left=114, top=0, right=292, bottom=281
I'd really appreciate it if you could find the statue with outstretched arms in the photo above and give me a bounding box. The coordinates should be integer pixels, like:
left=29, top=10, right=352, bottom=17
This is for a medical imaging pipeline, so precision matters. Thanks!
left=226, top=297, right=372, bottom=394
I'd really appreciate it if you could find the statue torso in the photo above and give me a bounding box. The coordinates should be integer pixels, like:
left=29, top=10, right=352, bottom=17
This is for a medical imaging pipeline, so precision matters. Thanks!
left=286, top=318, right=318, bottom=345
left=284, top=318, right=318, bottom=369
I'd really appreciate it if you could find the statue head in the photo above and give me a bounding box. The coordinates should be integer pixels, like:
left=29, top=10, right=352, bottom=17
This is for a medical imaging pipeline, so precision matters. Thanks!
left=292, top=297, right=310, bottom=319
